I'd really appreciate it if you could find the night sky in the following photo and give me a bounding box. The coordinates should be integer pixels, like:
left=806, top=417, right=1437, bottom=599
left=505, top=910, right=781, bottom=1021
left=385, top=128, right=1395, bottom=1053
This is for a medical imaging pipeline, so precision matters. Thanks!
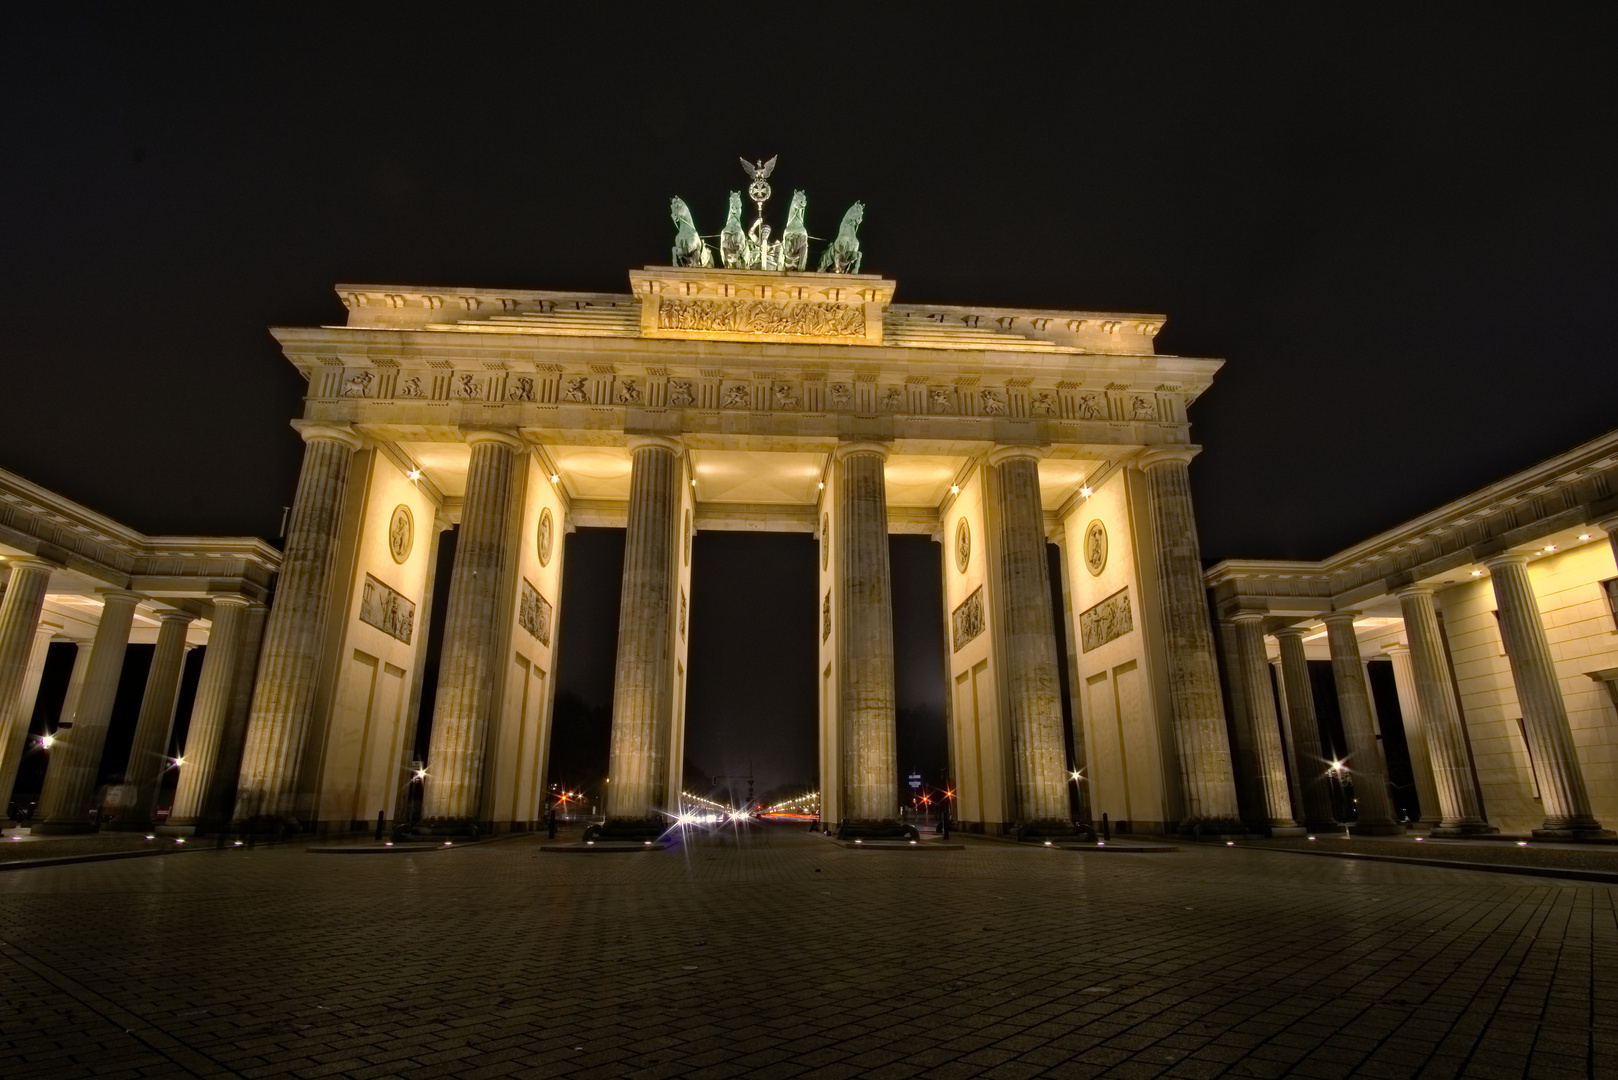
left=4, top=7, right=1613, bottom=795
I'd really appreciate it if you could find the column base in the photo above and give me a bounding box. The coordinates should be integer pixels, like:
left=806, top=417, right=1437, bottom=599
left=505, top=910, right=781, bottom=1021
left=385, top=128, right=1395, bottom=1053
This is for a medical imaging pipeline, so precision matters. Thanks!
left=103, top=819, right=157, bottom=833
left=1268, top=825, right=1309, bottom=837
left=1178, top=818, right=1247, bottom=839
left=837, top=819, right=919, bottom=841
left=406, top=818, right=484, bottom=839
left=585, top=818, right=669, bottom=843
left=1531, top=822, right=1618, bottom=842
left=1014, top=820, right=1085, bottom=841
left=29, top=820, right=100, bottom=836
left=1347, top=821, right=1407, bottom=836
left=1429, top=821, right=1499, bottom=838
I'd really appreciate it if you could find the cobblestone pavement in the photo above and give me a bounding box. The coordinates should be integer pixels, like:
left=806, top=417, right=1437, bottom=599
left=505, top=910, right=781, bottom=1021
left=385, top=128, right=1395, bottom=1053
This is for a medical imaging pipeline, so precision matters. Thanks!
left=0, top=825, right=1612, bottom=1080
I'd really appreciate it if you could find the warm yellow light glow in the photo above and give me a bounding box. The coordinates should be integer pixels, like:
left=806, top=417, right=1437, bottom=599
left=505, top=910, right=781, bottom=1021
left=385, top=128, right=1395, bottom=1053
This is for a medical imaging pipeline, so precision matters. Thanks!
left=406, top=468, right=422, bottom=482
left=1079, top=485, right=1093, bottom=498
left=40, top=733, right=55, bottom=750
left=950, top=484, right=960, bottom=495
left=1578, top=533, right=1592, bottom=541
left=1543, top=545, right=1556, bottom=552
left=550, top=473, right=560, bottom=483
left=1471, top=570, right=1483, bottom=577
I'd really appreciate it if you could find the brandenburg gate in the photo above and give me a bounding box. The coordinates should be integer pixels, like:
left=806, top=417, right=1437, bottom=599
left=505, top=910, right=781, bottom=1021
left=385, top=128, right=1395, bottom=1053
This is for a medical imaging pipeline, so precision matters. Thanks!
left=230, top=177, right=1243, bottom=839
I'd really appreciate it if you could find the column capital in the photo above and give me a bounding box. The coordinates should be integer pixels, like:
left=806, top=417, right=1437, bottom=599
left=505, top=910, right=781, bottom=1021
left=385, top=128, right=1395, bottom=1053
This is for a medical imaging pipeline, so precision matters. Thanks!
left=1383, top=642, right=1410, bottom=655
left=293, top=421, right=363, bottom=451
left=1320, top=610, right=1361, bottom=627
left=461, top=427, right=524, bottom=451
left=833, top=439, right=891, bottom=462
left=1595, top=514, right=1618, bottom=536
left=1272, top=624, right=1312, bottom=643
left=1, top=555, right=59, bottom=575
left=154, top=608, right=197, bottom=626
left=1393, top=582, right=1436, bottom=600
left=625, top=434, right=682, bottom=455
left=1480, top=551, right=1530, bottom=571
left=1135, top=444, right=1202, bottom=470
left=208, top=594, right=253, bottom=612
left=987, top=444, right=1044, bottom=467
left=94, top=588, right=144, bottom=606
left=1229, top=610, right=1267, bottom=627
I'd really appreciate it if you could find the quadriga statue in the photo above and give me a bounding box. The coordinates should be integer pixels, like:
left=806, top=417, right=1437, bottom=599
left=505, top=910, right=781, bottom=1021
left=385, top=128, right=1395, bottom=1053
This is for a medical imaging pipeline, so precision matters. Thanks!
left=817, top=201, right=864, bottom=274
left=670, top=197, right=713, bottom=268
left=778, top=190, right=809, bottom=271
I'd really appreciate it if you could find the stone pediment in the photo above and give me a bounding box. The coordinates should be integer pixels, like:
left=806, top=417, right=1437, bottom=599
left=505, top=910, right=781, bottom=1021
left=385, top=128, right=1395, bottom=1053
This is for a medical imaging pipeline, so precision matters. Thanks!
left=629, top=266, right=894, bottom=346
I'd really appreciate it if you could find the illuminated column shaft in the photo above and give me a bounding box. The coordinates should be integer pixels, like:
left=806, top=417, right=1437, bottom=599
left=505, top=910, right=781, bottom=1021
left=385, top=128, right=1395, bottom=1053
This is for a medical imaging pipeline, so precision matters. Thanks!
left=1484, top=554, right=1610, bottom=837
left=165, top=597, right=251, bottom=831
left=203, top=603, right=267, bottom=827
left=1322, top=612, right=1402, bottom=834
left=605, top=436, right=681, bottom=822
left=1394, top=588, right=1492, bottom=833
left=1231, top=615, right=1300, bottom=830
left=1138, top=447, right=1242, bottom=830
left=1274, top=627, right=1338, bottom=830
left=422, top=430, right=521, bottom=824
left=35, top=590, right=142, bottom=832
left=989, top=448, right=1069, bottom=824
left=0, top=561, right=55, bottom=816
left=233, top=425, right=362, bottom=825
left=112, top=611, right=195, bottom=829
left=837, top=442, right=898, bottom=823
left=1383, top=645, right=1443, bottom=828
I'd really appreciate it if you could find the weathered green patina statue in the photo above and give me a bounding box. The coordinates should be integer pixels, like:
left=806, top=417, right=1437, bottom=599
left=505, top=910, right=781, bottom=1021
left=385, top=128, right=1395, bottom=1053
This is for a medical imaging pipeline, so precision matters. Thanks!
left=719, top=192, right=750, bottom=269
left=778, top=190, right=809, bottom=271
left=670, top=197, right=713, bottom=268
left=817, top=201, right=864, bottom=274
left=670, top=160, right=863, bottom=273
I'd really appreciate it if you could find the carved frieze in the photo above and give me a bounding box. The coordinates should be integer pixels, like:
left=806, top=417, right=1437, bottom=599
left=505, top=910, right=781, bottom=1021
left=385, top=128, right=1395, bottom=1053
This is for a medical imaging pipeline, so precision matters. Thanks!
left=722, top=383, right=751, bottom=408
left=456, top=374, right=482, bottom=399
left=1079, top=587, right=1132, bottom=652
left=360, top=573, right=415, bottom=644
left=680, top=589, right=688, bottom=640
left=519, top=579, right=553, bottom=646
left=617, top=379, right=642, bottom=404
left=951, top=586, right=985, bottom=652
left=1030, top=392, right=1055, bottom=416
left=397, top=376, right=424, bottom=398
left=562, top=376, right=589, bottom=402
left=670, top=380, right=695, bottom=406
left=508, top=377, right=535, bottom=402
left=980, top=389, right=1007, bottom=415
left=881, top=387, right=904, bottom=411
left=955, top=518, right=970, bottom=573
left=343, top=371, right=373, bottom=397
left=772, top=382, right=800, bottom=409
left=656, top=298, right=864, bottom=339
left=822, top=589, right=831, bottom=642
left=1084, top=519, right=1107, bottom=576
left=1077, top=392, right=1105, bottom=419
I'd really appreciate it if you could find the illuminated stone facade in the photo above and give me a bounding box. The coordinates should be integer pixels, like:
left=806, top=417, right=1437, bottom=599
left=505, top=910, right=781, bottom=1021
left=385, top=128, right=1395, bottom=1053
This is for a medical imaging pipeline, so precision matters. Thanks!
left=240, top=264, right=1235, bottom=836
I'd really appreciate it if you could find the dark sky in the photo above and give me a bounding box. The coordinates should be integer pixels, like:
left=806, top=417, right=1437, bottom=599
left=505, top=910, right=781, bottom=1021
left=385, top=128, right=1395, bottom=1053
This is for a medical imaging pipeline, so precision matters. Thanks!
left=4, top=6, right=1613, bottom=792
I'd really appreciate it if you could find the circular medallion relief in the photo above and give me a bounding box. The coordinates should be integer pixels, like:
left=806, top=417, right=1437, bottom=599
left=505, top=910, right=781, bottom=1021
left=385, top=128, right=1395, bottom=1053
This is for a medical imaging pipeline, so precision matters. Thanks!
left=537, top=507, right=554, bottom=567
left=387, top=504, right=413, bottom=564
left=821, top=512, right=830, bottom=570
left=1084, top=519, right=1108, bottom=576
left=684, top=509, right=692, bottom=566
left=954, top=517, right=971, bottom=573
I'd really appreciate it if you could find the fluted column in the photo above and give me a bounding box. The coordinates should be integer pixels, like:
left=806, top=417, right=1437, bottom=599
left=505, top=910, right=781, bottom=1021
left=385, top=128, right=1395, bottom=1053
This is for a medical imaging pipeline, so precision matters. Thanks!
left=110, top=610, right=195, bottom=830
left=1483, top=553, right=1611, bottom=838
left=422, top=429, right=522, bottom=828
left=35, top=590, right=142, bottom=833
left=603, top=435, right=681, bottom=829
left=1394, top=587, right=1493, bottom=834
left=1383, top=645, right=1443, bottom=828
left=204, top=603, right=267, bottom=828
left=163, top=597, right=251, bottom=832
left=0, top=560, right=55, bottom=819
left=989, top=448, right=1071, bottom=827
left=1321, top=612, right=1402, bottom=834
left=232, top=424, right=362, bottom=827
left=1137, top=447, right=1242, bottom=832
left=837, top=441, right=899, bottom=826
left=1231, top=615, right=1301, bottom=832
left=1274, top=627, right=1337, bottom=830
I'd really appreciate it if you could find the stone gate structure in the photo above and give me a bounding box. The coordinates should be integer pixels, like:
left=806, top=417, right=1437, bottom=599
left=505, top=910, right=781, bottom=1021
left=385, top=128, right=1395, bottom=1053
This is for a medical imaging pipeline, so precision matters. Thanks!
left=234, top=263, right=1243, bottom=836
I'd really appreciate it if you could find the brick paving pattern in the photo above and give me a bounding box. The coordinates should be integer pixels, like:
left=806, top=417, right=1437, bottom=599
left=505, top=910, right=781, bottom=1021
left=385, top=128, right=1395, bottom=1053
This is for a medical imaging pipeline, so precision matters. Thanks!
left=0, top=825, right=1612, bottom=1079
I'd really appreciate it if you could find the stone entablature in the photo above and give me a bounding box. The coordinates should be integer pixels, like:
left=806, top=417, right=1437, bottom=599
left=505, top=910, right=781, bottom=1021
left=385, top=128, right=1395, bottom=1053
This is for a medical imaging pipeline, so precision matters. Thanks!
left=332, top=276, right=1167, bottom=355
left=631, top=266, right=892, bottom=346
left=0, top=467, right=279, bottom=605
left=1206, top=429, right=1618, bottom=614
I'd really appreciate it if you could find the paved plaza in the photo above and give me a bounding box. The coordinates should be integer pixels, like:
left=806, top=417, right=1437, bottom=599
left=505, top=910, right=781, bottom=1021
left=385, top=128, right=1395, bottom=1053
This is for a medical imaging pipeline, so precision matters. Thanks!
left=0, top=826, right=1613, bottom=1080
